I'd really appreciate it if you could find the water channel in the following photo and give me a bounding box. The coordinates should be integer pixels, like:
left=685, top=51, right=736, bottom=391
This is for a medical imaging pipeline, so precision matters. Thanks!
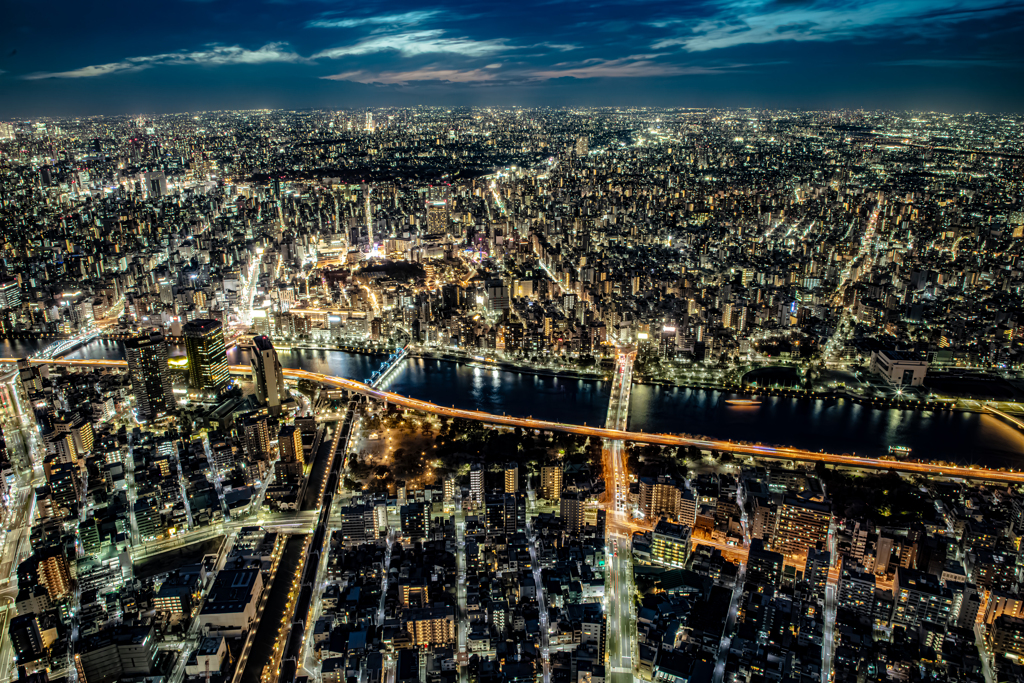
left=4, top=338, right=1023, bottom=467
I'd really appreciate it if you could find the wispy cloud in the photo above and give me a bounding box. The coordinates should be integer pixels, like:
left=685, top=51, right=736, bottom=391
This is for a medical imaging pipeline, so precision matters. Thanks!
left=324, top=56, right=745, bottom=86
left=654, top=0, right=1024, bottom=52
left=306, top=10, right=440, bottom=29
left=536, top=42, right=582, bottom=52
left=324, top=66, right=506, bottom=84
left=883, top=58, right=1022, bottom=67
left=313, top=30, right=513, bottom=58
left=25, top=42, right=308, bottom=79
left=525, top=55, right=741, bottom=79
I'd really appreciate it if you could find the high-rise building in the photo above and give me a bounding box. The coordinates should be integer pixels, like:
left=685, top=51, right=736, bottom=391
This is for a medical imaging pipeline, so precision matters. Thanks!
left=37, top=547, right=73, bottom=602
left=560, top=488, right=586, bottom=535
left=124, top=331, right=175, bottom=421
left=142, top=171, right=168, bottom=197
left=240, top=415, right=270, bottom=460
left=579, top=610, right=606, bottom=663
left=651, top=519, right=692, bottom=568
left=401, top=502, right=429, bottom=540
left=8, top=613, right=45, bottom=664
left=340, top=504, right=378, bottom=545
left=892, top=567, right=954, bottom=628
left=76, top=624, right=157, bottom=683
left=639, top=475, right=683, bottom=521
left=278, top=425, right=303, bottom=466
left=47, top=462, right=80, bottom=516
left=251, top=336, right=286, bottom=412
left=403, top=606, right=455, bottom=646
left=182, top=319, right=229, bottom=395
left=678, top=489, right=697, bottom=527
left=747, top=539, right=784, bottom=585
left=504, top=463, right=518, bottom=493
left=770, top=494, right=831, bottom=560
left=804, top=547, right=831, bottom=604
left=426, top=200, right=449, bottom=236
left=469, top=463, right=484, bottom=509
left=503, top=493, right=525, bottom=535
left=838, top=558, right=876, bottom=619
left=540, top=465, right=562, bottom=501
left=443, top=476, right=457, bottom=511
left=0, top=279, right=21, bottom=309
left=575, top=136, right=589, bottom=157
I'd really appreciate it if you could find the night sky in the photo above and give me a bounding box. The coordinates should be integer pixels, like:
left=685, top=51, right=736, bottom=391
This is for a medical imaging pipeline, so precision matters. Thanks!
left=2, top=0, right=1023, bottom=117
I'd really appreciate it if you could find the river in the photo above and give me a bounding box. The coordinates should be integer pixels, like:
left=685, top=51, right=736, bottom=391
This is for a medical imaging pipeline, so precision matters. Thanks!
left=3, top=338, right=1022, bottom=467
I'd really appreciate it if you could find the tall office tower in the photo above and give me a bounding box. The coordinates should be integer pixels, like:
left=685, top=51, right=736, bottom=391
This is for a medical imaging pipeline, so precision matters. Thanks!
left=504, top=463, right=518, bottom=493
left=278, top=424, right=304, bottom=466
left=0, top=278, right=21, bottom=309
left=469, top=463, right=485, bottom=509
left=540, top=465, right=563, bottom=501
left=183, top=319, right=229, bottom=394
left=365, top=111, right=374, bottom=132
left=251, top=336, right=287, bottom=412
left=124, top=330, right=175, bottom=421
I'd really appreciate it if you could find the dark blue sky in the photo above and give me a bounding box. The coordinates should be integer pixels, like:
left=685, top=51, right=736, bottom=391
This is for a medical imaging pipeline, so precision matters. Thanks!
left=2, top=0, right=1023, bottom=117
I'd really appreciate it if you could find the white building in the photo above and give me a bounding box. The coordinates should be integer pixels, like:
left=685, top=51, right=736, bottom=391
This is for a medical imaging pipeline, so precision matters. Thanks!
left=869, top=350, right=929, bottom=387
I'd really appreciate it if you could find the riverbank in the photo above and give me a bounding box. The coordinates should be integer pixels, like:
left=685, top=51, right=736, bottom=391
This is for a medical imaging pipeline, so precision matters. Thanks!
left=411, top=351, right=610, bottom=383
left=636, top=377, right=957, bottom=413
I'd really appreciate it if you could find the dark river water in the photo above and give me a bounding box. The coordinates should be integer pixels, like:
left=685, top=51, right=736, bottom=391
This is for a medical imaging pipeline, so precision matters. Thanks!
left=4, top=338, right=1023, bottom=467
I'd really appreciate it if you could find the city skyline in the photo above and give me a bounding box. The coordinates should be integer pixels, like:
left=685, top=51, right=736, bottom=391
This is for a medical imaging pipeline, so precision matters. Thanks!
left=3, top=0, right=1024, bottom=117
left=2, top=48, right=1024, bottom=679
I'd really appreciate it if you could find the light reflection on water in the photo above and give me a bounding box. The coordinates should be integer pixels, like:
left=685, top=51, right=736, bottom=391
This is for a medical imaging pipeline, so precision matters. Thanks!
left=4, top=337, right=1022, bottom=467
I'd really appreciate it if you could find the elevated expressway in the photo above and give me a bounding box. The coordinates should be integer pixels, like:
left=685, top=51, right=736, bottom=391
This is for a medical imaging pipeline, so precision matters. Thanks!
left=6, top=357, right=1024, bottom=485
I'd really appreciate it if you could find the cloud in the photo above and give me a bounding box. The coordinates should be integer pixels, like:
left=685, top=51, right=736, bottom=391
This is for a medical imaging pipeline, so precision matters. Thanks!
left=306, top=10, right=440, bottom=29
left=883, top=58, right=1021, bottom=67
left=653, top=0, right=1024, bottom=52
left=524, top=56, right=737, bottom=80
left=535, top=42, right=582, bottom=52
left=313, top=30, right=513, bottom=58
left=24, top=42, right=309, bottom=79
left=24, top=61, right=150, bottom=79
left=324, top=66, right=506, bottom=84
left=324, top=56, right=745, bottom=86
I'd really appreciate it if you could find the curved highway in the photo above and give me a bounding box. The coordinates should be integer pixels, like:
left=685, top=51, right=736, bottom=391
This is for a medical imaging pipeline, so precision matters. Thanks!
left=6, top=357, right=1024, bottom=484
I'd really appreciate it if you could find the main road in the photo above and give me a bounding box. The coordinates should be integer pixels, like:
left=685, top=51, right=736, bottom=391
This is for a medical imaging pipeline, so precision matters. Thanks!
left=604, top=349, right=637, bottom=683
left=6, top=357, right=1024, bottom=485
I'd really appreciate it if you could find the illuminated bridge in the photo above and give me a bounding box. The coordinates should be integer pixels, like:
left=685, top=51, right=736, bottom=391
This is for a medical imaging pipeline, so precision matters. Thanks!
left=5, top=356, right=1024, bottom=485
